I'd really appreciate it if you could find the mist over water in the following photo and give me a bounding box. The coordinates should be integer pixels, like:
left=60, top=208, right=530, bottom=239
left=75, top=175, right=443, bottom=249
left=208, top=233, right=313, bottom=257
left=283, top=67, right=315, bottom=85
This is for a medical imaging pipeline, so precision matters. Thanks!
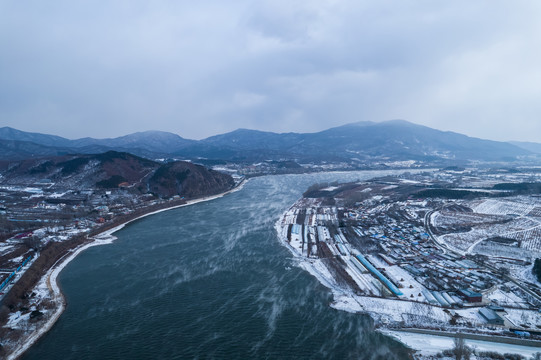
left=24, top=171, right=415, bottom=360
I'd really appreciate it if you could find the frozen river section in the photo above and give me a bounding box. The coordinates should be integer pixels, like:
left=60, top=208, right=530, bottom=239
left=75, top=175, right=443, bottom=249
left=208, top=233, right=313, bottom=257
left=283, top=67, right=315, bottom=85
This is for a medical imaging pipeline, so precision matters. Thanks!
left=23, top=170, right=420, bottom=360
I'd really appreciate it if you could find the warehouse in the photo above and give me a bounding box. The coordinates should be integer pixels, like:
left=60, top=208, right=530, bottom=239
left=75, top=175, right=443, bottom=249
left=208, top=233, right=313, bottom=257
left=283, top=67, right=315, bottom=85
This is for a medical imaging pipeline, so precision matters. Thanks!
left=479, top=307, right=504, bottom=325
left=459, top=288, right=482, bottom=303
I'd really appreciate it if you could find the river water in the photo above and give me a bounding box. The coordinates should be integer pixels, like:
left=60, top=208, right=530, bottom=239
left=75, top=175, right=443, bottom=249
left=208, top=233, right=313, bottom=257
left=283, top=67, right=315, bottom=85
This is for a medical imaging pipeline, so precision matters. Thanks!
left=24, top=171, right=417, bottom=360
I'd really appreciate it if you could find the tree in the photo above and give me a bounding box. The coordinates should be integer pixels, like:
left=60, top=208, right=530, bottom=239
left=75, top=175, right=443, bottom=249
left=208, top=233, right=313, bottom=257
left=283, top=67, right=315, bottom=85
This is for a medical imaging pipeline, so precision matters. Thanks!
left=533, top=259, right=541, bottom=283
left=23, top=235, right=42, bottom=251
left=452, top=334, right=472, bottom=360
left=498, top=266, right=510, bottom=277
left=521, top=311, right=530, bottom=326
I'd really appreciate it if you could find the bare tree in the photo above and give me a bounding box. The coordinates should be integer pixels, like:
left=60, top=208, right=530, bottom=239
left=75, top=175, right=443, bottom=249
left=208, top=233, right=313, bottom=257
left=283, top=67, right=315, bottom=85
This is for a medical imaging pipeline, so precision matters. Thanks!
left=521, top=311, right=530, bottom=326
left=23, top=235, right=42, bottom=251
left=452, top=334, right=471, bottom=360
left=497, top=266, right=510, bottom=277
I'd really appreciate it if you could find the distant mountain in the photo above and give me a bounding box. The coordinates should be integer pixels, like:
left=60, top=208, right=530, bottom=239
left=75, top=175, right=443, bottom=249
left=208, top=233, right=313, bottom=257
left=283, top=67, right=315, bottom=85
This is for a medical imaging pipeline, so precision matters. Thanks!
left=0, top=139, right=73, bottom=160
left=0, top=121, right=533, bottom=163
left=189, top=120, right=530, bottom=162
left=509, top=141, right=541, bottom=155
left=70, top=130, right=195, bottom=153
left=0, top=151, right=234, bottom=198
left=0, top=127, right=194, bottom=156
left=310, top=120, right=528, bottom=161
left=0, top=138, right=160, bottom=161
left=179, top=129, right=309, bottom=162
left=0, top=127, right=73, bottom=148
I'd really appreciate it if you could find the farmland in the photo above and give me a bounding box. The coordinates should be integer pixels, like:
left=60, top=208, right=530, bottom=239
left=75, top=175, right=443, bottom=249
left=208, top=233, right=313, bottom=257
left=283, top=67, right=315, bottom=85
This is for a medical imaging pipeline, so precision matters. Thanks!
left=433, top=197, right=541, bottom=257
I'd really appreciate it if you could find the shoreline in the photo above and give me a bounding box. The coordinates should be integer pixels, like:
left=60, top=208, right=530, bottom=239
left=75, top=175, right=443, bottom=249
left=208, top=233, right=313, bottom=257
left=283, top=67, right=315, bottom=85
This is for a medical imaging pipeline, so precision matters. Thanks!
left=274, top=220, right=367, bottom=313
left=6, top=179, right=247, bottom=360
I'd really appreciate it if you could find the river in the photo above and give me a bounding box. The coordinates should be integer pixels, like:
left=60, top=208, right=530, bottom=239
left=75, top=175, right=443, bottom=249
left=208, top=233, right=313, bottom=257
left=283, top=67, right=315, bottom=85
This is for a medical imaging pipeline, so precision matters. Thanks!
left=23, top=171, right=418, bottom=360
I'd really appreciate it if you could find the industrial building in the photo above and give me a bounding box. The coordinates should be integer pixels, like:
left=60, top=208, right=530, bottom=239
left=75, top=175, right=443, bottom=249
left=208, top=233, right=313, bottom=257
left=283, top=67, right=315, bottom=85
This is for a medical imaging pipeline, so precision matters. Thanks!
left=459, top=289, right=482, bottom=303
left=479, top=307, right=504, bottom=325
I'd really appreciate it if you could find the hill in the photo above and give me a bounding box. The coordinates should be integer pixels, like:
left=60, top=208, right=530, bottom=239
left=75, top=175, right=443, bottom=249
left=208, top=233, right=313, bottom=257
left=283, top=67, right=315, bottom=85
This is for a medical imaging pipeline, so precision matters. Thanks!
left=0, top=151, right=234, bottom=199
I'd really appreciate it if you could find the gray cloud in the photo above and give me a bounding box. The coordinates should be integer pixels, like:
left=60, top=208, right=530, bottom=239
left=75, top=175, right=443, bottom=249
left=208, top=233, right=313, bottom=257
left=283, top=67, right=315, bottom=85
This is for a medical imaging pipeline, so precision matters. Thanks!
left=1, top=0, right=541, bottom=142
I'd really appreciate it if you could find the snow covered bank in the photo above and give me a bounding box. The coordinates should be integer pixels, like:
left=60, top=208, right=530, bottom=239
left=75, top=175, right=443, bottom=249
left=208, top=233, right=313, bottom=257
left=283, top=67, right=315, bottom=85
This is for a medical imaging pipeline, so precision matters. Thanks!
left=6, top=235, right=116, bottom=360
left=382, top=330, right=541, bottom=358
left=109, top=178, right=247, bottom=231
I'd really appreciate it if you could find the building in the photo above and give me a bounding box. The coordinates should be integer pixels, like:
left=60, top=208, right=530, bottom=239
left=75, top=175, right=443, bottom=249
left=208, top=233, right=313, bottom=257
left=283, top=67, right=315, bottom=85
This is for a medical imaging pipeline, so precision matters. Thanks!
left=459, top=288, right=482, bottom=303
left=488, top=305, right=505, bottom=312
left=479, top=307, right=504, bottom=325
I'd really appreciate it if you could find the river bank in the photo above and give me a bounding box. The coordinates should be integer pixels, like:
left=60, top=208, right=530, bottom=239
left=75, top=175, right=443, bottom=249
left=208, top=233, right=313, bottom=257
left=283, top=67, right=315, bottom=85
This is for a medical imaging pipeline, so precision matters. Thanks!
left=4, top=179, right=247, bottom=360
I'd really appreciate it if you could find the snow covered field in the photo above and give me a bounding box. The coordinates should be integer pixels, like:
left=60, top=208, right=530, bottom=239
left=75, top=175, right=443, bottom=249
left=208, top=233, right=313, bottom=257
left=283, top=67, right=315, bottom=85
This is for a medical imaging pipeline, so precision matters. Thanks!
left=432, top=196, right=541, bottom=257
left=382, top=330, right=541, bottom=358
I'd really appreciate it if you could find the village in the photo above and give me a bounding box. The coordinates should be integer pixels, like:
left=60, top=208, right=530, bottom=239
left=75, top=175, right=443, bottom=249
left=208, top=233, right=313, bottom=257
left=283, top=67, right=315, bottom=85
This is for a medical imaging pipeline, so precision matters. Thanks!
left=277, top=168, right=541, bottom=343
left=0, top=182, right=155, bottom=300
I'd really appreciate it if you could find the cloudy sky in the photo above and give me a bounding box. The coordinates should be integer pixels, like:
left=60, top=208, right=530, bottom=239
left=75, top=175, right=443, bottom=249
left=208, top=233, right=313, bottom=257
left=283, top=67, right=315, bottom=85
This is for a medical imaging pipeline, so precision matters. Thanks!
left=1, top=1, right=541, bottom=142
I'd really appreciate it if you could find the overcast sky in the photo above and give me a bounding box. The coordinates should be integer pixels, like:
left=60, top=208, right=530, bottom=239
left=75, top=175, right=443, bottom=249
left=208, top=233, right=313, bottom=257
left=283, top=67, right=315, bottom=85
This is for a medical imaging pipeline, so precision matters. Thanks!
left=1, top=1, right=541, bottom=142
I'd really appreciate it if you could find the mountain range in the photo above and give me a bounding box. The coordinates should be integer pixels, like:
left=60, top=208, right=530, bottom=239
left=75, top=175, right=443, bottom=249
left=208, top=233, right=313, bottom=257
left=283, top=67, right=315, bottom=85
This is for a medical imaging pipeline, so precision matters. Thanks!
left=0, top=120, right=538, bottom=164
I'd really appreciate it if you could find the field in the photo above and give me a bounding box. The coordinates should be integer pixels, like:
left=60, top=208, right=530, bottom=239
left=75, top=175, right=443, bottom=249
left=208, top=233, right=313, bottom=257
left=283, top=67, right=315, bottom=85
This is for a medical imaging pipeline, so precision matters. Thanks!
left=507, top=227, right=541, bottom=254
left=472, top=198, right=538, bottom=216
left=433, top=197, right=541, bottom=256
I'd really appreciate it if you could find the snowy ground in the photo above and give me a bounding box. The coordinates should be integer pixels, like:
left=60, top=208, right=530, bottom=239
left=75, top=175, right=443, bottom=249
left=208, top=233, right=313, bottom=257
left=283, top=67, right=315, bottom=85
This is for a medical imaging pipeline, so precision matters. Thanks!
left=382, top=330, right=541, bottom=358
left=432, top=196, right=541, bottom=257
left=505, top=308, right=541, bottom=328
left=488, top=287, right=530, bottom=308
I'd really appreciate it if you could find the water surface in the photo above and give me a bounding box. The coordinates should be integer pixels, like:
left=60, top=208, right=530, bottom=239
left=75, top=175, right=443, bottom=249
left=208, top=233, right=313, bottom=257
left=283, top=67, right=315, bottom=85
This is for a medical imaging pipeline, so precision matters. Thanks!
left=24, top=171, right=416, bottom=360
